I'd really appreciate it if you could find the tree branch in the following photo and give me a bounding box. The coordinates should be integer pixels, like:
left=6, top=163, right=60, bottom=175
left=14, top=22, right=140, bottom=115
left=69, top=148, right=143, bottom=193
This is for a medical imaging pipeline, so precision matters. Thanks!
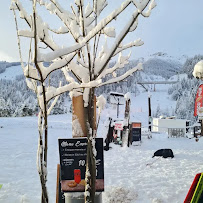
left=98, top=63, right=143, bottom=87
left=96, top=0, right=151, bottom=79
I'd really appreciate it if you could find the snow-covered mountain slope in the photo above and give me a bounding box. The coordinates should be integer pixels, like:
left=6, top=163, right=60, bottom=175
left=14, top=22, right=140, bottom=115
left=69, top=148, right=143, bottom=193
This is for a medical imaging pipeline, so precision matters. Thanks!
left=147, top=52, right=188, bottom=64
left=0, top=65, right=23, bottom=80
left=0, top=52, right=186, bottom=81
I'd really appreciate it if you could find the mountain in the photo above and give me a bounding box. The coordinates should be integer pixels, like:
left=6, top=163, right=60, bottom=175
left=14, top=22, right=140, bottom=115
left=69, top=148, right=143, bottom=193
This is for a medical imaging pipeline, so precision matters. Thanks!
left=0, top=53, right=189, bottom=118
left=139, top=52, right=185, bottom=79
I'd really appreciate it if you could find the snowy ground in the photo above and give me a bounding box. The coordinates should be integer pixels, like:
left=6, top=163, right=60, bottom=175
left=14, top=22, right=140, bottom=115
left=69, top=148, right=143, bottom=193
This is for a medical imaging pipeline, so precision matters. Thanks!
left=0, top=87, right=203, bottom=203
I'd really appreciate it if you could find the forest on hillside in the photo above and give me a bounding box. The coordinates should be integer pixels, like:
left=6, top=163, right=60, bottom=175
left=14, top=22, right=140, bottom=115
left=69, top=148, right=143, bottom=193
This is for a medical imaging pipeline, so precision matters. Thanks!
left=0, top=55, right=202, bottom=123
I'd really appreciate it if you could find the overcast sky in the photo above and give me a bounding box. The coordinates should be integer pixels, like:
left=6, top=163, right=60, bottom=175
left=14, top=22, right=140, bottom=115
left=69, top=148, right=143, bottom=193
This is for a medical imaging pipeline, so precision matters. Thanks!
left=1, top=0, right=203, bottom=62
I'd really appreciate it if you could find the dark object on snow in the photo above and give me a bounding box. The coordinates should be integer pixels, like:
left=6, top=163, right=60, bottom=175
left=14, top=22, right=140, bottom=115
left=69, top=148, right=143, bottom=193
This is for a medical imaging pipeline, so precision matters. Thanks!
left=104, top=118, right=113, bottom=151
left=152, top=149, right=174, bottom=158
left=104, top=138, right=110, bottom=151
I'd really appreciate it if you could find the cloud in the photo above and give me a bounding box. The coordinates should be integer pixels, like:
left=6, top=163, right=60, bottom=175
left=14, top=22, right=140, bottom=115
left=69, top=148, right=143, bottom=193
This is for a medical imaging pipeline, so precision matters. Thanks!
left=0, top=51, right=19, bottom=62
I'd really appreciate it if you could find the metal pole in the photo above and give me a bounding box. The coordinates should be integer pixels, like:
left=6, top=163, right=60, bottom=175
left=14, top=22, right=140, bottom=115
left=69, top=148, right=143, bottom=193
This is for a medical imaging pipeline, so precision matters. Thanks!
left=148, top=92, right=152, bottom=132
left=117, top=98, right=120, bottom=118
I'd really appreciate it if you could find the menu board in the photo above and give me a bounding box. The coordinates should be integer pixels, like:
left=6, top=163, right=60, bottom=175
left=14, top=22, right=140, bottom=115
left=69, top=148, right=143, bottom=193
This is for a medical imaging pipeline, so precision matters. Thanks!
left=58, top=138, right=104, bottom=192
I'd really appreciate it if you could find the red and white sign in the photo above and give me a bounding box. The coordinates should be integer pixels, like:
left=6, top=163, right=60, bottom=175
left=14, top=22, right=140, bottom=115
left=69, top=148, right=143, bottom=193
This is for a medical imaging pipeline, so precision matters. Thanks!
left=194, top=84, right=203, bottom=116
left=114, top=122, right=123, bottom=131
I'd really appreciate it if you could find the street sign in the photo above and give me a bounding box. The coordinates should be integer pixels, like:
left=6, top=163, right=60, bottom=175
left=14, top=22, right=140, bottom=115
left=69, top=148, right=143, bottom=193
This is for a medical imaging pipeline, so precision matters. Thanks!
left=114, top=122, right=123, bottom=131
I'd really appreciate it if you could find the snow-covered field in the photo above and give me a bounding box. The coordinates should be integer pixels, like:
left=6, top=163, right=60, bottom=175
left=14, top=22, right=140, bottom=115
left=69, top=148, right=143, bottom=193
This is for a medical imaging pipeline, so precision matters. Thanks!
left=0, top=89, right=203, bottom=203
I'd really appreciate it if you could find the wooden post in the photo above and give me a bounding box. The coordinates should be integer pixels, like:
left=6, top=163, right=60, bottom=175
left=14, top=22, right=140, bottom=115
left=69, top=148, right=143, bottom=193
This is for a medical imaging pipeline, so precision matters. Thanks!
left=72, top=95, right=87, bottom=137
left=72, top=95, right=97, bottom=137
left=56, top=164, right=60, bottom=203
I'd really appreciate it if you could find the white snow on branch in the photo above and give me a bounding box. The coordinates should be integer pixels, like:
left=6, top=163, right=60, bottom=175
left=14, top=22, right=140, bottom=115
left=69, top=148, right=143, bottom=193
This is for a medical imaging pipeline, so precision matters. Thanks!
left=38, top=43, right=81, bottom=62
left=94, top=0, right=108, bottom=15
left=102, top=27, right=116, bottom=38
left=124, top=92, right=131, bottom=100
left=25, top=78, right=37, bottom=92
left=46, top=0, right=75, bottom=20
left=38, top=53, right=76, bottom=80
left=98, top=63, right=143, bottom=87
left=37, top=0, right=45, bottom=6
left=95, top=10, right=140, bottom=77
left=72, top=116, right=84, bottom=137
left=90, top=136, right=97, bottom=157
left=68, top=61, right=89, bottom=83
left=38, top=0, right=132, bottom=62
left=49, top=26, right=69, bottom=34
left=85, top=3, right=93, bottom=17
left=83, top=88, right=90, bottom=107
left=69, top=89, right=83, bottom=99
left=24, top=65, right=41, bottom=81
left=96, top=95, right=106, bottom=114
left=193, top=60, right=203, bottom=79
left=11, top=0, right=32, bottom=26
left=132, top=0, right=149, bottom=12
left=46, top=78, right=102, bottom=102
left=36, top=15, right=60, bottom=51
left=62, top=67, right=76, bottom=83
left=98, top=52, right=131, bottom=79
left=18, top=30, right=34, bottom=38
left=70, top=20, right=81, bottom=39
left=113, top=39, right=144, bottom=56
left=47, top=82, right=62, bottom=115
left=129, top=18, right=138, bottom=32
left=142, top=0, right=157, bottom=17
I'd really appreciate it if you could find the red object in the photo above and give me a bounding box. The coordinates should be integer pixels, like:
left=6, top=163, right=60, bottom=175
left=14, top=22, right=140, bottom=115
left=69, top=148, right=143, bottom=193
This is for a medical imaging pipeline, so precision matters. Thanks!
left=74, top=169, right=81, bottom=184
left=194, top=84, right=203, bottom=116
left=114, top=123, right=123, bottom=130
left=184, top=173, right=201, bottom=203
left=113, top=130, right=117, bottom=138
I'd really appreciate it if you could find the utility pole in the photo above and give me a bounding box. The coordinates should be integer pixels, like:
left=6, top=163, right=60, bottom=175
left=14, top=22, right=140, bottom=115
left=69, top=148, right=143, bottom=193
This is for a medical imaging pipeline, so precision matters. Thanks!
left=117, top=97, right=120, bottom=118
left=148, top=91, right=152, bottom=132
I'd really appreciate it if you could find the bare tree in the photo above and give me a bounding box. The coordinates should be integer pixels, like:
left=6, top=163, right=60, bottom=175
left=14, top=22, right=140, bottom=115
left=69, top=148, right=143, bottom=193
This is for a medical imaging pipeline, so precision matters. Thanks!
left=11, top=0, right=156, bottom=202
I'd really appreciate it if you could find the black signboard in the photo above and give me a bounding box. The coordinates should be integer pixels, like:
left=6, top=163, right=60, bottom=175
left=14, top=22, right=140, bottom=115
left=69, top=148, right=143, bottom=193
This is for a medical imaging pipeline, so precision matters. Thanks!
left=58, top=138, right=104, bottom=192
left=132, top=128, right=141, bottom=142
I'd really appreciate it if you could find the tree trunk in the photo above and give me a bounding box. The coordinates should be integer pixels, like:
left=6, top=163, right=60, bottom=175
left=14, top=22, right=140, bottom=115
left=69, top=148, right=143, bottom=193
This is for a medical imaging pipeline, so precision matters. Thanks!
left=37, top=111, right=49, bottom=203
left=84, top=88, right=96, bottom=203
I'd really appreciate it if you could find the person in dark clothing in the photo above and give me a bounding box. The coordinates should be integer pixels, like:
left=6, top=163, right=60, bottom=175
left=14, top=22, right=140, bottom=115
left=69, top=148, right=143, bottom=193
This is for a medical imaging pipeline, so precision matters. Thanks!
left=104, top=118, right=113, bottom=151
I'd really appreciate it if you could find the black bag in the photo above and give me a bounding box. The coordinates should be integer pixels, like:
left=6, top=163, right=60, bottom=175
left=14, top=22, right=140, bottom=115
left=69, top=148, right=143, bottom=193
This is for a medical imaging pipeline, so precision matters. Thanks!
left=152, top=149, right=174, bottom=158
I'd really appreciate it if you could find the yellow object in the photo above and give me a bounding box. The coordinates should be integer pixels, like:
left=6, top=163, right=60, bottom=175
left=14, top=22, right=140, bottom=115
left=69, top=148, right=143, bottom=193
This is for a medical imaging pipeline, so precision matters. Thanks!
left=191, top=173, right=203, bottom=203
